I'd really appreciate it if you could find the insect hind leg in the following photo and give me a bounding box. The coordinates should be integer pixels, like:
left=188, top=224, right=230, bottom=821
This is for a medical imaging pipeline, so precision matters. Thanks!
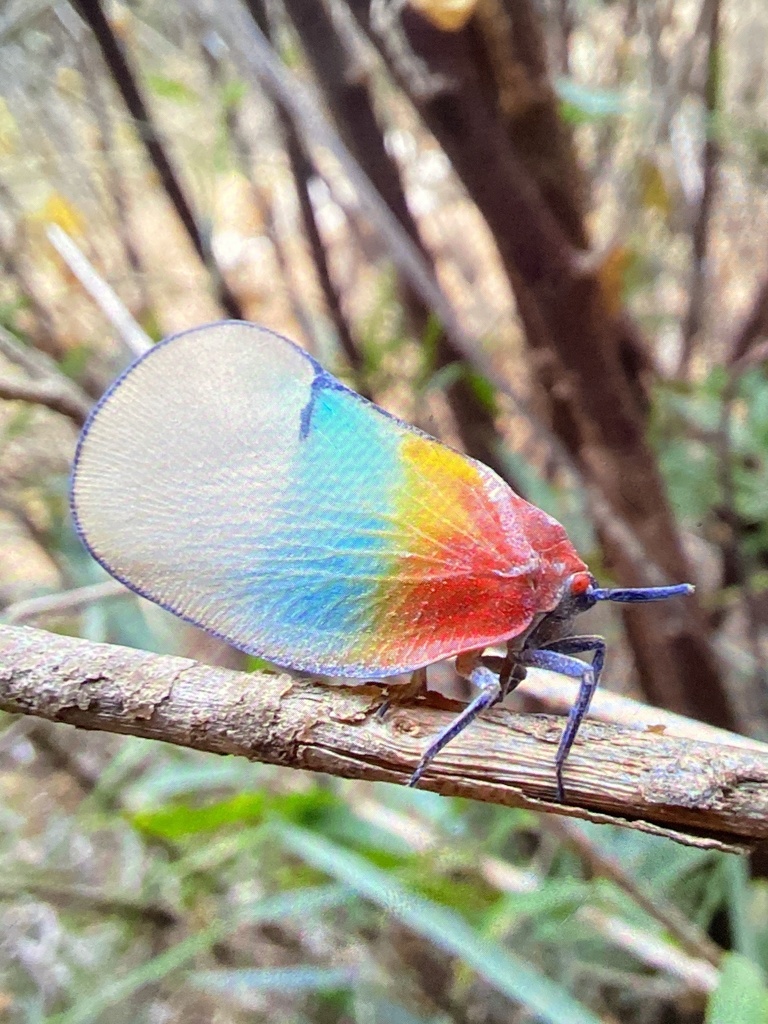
left=408, top=665, right=500, bottom=787
left=523, top=635, right=605, bottom=802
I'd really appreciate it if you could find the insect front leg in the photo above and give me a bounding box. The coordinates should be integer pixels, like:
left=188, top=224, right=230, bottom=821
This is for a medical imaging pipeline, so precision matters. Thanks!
left=408, top=665, right=500, bottom=787
left=375, top=666, right=429, bottom=719
left=478, top=642, right=527, bottom=698
left=521, top=635, right=605, bottom=803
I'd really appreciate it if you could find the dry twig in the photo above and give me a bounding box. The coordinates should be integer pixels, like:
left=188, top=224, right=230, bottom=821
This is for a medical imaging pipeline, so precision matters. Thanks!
left=0, top=324, right=93, bottom=425
left=46, top=225, right=151, bottom=358
left=2, top=624, right=767, bottom=853
left=0, top=373, right=91, bottom=426
left=2, top=579, right=129, bottom=624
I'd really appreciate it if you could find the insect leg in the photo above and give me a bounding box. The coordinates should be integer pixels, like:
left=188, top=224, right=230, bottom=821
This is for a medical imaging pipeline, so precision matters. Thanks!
left=522, top=637, right=605, bottom=802
left=541, top=635, right=606, bottom=668
left=376, top=666, right=429, bottom=719
left=408, top=665, right=500, bottom=787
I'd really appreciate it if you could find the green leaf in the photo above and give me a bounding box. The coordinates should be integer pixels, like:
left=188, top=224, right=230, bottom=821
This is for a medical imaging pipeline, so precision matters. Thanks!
left=426, top=362, right=464, bottom=393
left=220, top=78, right=247, bottom=110
left=131, top=791, right=268, bottom=838
left=418, top=311, right=444, bottom=383
left=724, top=855, right=760, bottom=963
left=245, top=654, right=274, bottom=672
left=145, top=74, right=198, bottom=103
left=403, top=866, right=501, bottom=924
left=279, top=824, right=602, bottom=1024
left=467, top=370, right=497, bottom=414
left=57, top=343, right=92, bottom=380
left=268, top=787, right=343, bottom=826
left=130, top=786, right=342, bottom=839
left=496, top=879, right=594, bottom=921
left=706, top=953, right=768, bottom=1024
left=189, top=965, right=357, bottom=998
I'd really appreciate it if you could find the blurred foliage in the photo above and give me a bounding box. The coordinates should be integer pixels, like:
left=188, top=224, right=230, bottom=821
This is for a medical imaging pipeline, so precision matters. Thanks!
left=1, top=0, right=768, bottom=1023
left=655, top=367, right=768, bottom=562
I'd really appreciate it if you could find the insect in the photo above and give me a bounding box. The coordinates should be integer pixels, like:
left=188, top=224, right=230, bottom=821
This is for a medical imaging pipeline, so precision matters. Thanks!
left=71, top=320, right=692, bottom=800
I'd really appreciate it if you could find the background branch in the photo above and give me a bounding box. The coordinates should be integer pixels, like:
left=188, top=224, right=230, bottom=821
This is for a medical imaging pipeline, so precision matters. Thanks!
left=45, top=225, right=152, bottom=358
left=71, top=0, right=244, bottom=321
left=0, top=371, right=91, bottom=425
left=2, top=579, right=129, bottom=624
left=0, top=322, right=93, bottom=423
left=2, top=623, right=767, bottom=853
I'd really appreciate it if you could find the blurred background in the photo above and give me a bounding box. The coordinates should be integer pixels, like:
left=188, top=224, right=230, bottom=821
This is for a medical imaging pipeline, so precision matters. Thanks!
left=1, top=0, right=768, bottom=1020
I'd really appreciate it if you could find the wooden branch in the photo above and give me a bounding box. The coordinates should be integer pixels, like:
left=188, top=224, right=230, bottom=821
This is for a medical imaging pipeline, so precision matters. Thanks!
left=727, top=273, right=768, bottom=366
left=0, top=323, right=93, bottom=424
left=2, top=624, right=767, bottom=852
left=0, top=372, right=91, bottom=426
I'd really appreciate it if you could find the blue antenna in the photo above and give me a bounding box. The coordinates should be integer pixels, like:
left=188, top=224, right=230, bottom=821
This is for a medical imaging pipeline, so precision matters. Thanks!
left=590, top=583, right=694, bottom=603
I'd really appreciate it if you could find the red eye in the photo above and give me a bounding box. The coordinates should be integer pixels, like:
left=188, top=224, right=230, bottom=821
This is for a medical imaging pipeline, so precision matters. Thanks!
left=569, top=571, right=593, bottom=595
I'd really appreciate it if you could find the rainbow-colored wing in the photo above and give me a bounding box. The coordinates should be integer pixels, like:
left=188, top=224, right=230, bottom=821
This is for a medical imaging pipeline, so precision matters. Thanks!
left=72, top=321, right=585, bottom=676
